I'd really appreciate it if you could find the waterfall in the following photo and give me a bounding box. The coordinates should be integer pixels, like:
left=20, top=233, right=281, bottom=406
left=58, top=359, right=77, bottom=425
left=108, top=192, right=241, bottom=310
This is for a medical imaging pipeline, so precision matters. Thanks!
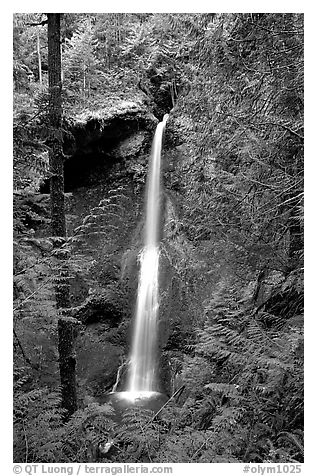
left=127, top=114, right=168, bottom=396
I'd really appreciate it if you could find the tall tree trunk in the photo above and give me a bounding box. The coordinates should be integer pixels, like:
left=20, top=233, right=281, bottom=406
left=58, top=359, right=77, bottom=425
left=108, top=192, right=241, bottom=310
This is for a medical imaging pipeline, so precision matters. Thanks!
left=47, top=13, right=77, bottom=419
left=37, top=27, right=42, bottom=85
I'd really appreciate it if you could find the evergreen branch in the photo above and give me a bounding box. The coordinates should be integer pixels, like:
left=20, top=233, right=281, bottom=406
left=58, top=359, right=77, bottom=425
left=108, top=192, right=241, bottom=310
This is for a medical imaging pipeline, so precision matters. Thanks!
left=239, top=174, right=279, bottom=191
left=249, top=21, right=303, bottom=37
left=256, top=179, right=303, bottom=211
left=14, top=189, right=126, bottom=279
left=258, top=122, right=304, bottom=140
left=255, top=194, right=303, bottom=217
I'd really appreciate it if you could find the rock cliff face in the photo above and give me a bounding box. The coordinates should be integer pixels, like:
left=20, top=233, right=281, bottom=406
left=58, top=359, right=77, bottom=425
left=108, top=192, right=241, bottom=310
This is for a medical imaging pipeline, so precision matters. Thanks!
left=35, top=99, right=200, bottom=401
left=54, top=100, right=156, bottom=400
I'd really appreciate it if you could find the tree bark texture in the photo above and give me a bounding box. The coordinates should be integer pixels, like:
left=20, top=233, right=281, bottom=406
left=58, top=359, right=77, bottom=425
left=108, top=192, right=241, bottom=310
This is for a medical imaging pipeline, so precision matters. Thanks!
left=47, top=13, right=78, bottom=418
left=48, top=13, right=65, bottom=237
left=37, top=28, right=42, bottom=85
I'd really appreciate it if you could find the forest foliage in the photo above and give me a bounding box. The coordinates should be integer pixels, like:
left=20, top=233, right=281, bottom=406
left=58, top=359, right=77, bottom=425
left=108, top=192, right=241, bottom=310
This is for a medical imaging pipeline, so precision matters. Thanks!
left=13, top=13, right=303, bottom=463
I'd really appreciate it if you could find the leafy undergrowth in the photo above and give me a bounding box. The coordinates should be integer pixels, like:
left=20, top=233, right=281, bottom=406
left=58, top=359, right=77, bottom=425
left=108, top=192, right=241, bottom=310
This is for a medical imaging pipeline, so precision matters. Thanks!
left=13, top=12, right=304, bottom=464
left=14, top=273, right=303, bottom=463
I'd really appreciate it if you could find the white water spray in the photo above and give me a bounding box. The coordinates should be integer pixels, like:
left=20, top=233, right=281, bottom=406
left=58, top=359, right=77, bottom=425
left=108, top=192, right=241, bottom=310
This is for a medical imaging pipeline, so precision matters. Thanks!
left=127, top=115, right=168, bottom=395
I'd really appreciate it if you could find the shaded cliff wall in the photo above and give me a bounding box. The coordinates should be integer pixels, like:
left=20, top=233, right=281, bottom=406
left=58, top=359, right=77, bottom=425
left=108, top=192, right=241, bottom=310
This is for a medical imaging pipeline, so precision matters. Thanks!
left=20, top=100, right=213, bottom=402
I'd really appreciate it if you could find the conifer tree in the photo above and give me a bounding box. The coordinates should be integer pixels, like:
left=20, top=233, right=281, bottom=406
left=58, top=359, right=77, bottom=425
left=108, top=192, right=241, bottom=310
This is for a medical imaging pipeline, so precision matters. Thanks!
left=47, top=13, right=77, bottom=418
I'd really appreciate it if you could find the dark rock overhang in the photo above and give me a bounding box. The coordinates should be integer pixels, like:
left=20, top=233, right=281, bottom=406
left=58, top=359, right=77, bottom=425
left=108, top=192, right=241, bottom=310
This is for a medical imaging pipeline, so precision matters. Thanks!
left=63, top=100, right=158, bottom=157
left=42, top=100, right=158, bottom=192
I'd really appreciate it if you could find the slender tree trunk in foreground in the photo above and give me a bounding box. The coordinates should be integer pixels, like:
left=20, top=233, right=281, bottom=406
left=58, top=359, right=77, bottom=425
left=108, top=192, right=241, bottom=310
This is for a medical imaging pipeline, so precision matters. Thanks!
left=48, top=13, right=77, bottom=419
left=37, top=27, right=42, bottom=85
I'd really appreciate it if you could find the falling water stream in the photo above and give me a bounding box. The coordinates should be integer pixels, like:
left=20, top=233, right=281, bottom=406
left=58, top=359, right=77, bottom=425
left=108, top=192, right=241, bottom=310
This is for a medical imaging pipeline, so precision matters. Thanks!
left=108, top=114, right=168, bottom=407
left=127, top=114, right=169, bottom=395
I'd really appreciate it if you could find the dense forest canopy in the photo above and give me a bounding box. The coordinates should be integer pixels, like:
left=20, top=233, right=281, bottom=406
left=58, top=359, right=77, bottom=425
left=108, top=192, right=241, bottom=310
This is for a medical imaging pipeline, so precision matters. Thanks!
left=13, top=13, right=304, bottom=464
